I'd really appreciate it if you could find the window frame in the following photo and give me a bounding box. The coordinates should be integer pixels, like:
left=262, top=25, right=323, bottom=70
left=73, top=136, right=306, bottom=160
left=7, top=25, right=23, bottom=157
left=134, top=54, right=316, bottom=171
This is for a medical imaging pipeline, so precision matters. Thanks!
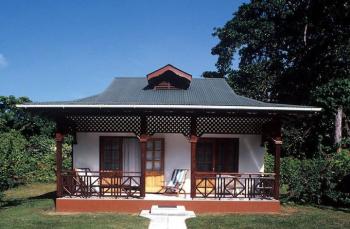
left=145, top=138, right=165, bottom=174
left=196, top=138, right=239, bottom=173
left=99, top=136, right=123, bottom=171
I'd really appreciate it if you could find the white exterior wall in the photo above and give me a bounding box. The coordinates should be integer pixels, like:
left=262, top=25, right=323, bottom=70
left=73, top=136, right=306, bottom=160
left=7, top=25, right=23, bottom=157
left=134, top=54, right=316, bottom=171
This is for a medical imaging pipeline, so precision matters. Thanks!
left=73, top=132, right=136, bottom=171
left=73, top=132, right=264, bottom=193
left=152, top=134, right=191, bottom=193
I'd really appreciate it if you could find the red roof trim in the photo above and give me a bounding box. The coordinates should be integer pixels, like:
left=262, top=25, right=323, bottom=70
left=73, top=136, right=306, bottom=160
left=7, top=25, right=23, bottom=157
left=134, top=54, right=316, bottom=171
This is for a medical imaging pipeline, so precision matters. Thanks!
left=147, top=64, right=192, bottom=81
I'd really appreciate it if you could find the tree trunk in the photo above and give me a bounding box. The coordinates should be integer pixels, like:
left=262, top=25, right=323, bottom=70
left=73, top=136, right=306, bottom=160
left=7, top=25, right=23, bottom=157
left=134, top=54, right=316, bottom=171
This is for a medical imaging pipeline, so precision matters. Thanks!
left=304, top=24, right=308, bottom=46
left=335, top=106, right=342, bottom=152
left=343, top=111, right=350, bottom=137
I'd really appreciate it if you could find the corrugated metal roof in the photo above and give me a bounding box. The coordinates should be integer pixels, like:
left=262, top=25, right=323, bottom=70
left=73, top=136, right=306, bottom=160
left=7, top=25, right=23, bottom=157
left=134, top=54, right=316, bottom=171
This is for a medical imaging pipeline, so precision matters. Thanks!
left=23, top=77, right=317, bottom=109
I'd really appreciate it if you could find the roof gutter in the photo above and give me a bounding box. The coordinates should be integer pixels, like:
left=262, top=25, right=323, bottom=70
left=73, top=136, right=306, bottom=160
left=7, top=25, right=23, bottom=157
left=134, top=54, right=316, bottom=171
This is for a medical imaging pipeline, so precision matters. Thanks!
left=16, top=104, right=322, bottom=112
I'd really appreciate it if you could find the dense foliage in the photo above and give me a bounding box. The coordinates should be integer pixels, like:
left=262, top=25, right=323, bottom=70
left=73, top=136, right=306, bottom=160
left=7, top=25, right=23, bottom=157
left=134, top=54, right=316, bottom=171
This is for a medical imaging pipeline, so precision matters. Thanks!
left=265, top=151, right=350, bottom=206
left=206, top=0, right=350, bottom=205
left=0, top=96, right=72, bottom=203
left=205, top=0, right=350, bottom=157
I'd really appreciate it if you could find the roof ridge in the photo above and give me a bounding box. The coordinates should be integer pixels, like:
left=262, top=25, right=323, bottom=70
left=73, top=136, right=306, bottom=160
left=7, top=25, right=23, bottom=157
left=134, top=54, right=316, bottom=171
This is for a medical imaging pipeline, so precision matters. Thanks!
left=111, top=77, right=226, bottom=79
left=113, top=77, right=145, bottom=79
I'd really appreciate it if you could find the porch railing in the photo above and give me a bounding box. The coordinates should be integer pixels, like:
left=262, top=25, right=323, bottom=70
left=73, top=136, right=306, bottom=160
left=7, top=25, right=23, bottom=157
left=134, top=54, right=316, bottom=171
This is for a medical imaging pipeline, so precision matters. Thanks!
left=60, top=170, right=141, bottom=198
left=194, top=172, right=275, bottom=200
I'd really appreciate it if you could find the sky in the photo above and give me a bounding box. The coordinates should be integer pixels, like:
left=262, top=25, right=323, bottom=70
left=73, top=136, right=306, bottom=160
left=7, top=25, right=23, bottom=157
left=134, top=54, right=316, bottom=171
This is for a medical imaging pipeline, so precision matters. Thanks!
left=0, top=0, right=245, bottom=102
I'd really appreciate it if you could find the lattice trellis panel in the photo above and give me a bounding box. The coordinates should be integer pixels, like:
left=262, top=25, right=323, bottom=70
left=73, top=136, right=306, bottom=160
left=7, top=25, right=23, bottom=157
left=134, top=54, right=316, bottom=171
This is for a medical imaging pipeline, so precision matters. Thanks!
left=65, top=115, right=272, bottom=136
left=197, top=116, right=272, bottom=135
left=66, top=115, right=141, bottom=134
left=146, top=116, right=191, bottom=136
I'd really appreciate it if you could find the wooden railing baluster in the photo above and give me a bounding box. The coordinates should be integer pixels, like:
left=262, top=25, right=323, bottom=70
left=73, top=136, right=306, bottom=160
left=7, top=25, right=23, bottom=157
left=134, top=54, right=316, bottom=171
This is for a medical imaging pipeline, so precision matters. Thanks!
left=59, top=170, right=142, bottom=198
left=193, top=172, right=276, bottom=200
left=59, top=171, right=275, bottom=200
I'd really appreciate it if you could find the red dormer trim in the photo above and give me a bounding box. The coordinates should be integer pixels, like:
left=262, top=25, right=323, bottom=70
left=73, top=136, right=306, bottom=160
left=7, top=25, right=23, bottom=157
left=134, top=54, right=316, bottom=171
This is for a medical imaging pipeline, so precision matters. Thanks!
left=147, top=64, right=192, bottom=81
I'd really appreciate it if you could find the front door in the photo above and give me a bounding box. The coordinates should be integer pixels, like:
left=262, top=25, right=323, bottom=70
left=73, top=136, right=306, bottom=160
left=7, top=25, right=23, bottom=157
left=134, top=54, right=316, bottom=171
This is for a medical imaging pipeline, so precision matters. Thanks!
left=145, top=138, right=164, bottom=193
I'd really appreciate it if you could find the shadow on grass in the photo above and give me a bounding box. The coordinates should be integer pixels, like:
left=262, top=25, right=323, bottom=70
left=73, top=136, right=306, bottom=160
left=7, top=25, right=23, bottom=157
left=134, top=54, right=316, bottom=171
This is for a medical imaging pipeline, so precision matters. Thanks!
left=28, top=191, right=56, bottom=201
left=0, top=199, right=23, bottom=208
left=0, top=191, right=56, bottom=209
left=315, top=204, right=350, bottom=213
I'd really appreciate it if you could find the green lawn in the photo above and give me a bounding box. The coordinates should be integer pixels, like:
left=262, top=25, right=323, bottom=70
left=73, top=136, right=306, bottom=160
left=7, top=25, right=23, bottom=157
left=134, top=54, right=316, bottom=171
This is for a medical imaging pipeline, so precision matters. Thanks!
left=1, top=183, right=350, bottom=229
left=0, top=183, right=149, bottom=229
left=187, top=205, right=350, bottom=229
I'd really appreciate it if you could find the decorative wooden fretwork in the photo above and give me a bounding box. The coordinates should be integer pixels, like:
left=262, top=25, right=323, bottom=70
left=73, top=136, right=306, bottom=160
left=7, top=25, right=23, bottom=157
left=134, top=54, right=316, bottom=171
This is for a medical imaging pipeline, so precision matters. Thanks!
left=196, top=116, right=272, bottom=136
left=61, top=170, right=141, bottom=198
left=146, top=115, right=191, bottom=136
left=66, top=115, right=141, bottom=134
left=65, top=114, right=271, bottom=136
left=194, top=172, right=275, bottom=200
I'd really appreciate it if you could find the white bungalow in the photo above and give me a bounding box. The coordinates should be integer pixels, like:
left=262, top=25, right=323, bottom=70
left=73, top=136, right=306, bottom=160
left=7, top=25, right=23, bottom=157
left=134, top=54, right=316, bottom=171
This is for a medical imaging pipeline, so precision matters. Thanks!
left=18, top=65, right=321, bottom=213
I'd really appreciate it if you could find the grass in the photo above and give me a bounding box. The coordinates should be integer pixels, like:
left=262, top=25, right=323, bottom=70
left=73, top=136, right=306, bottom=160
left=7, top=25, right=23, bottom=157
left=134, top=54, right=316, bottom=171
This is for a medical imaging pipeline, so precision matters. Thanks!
left=0, top=183, right=149, bottom=229
left=1, top=184, right=350, bottom=229
left=187, top=204, right=350, bottom=229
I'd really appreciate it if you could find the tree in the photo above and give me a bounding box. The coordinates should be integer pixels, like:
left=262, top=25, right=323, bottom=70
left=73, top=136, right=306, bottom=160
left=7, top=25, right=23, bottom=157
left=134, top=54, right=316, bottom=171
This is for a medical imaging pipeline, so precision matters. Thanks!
left=207, top=0, right=350, bottom=155
left=0, top=96, right=70, bottom=195
left=313, top=79, right=350, bottom=150
left=0, top=96, right=55, bottom=138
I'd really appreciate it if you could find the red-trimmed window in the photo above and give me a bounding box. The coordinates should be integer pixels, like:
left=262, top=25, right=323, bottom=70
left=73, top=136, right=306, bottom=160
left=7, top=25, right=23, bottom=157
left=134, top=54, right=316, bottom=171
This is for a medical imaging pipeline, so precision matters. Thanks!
left=196, top=138, right=239, bottom=173
left=100, top=137, right=123, bottom=171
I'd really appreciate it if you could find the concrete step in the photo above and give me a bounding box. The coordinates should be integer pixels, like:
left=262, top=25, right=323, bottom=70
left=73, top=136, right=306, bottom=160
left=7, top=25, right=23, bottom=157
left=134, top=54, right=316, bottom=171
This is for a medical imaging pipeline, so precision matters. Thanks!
left=150, top=205, right=187, bottom=216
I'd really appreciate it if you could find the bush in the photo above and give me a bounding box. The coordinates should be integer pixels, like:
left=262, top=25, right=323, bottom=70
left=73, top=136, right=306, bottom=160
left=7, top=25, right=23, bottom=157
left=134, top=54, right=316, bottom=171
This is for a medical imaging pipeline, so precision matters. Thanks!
left=263, top=150, right=274, bottom=173
left=26, top=136, right=57, bottom=182
left=284, top=157, right=327, bottom=204
left=265, top=150, right=350, bottom=207
left=26, top=135, right=72, bottom=182
left=0, top=130, right=30, bottom=191
left=322, top=150, right=350, bottom=206
left=0, top=131, right=72, bottom=192
left=0, top=191, right=4, bottom=206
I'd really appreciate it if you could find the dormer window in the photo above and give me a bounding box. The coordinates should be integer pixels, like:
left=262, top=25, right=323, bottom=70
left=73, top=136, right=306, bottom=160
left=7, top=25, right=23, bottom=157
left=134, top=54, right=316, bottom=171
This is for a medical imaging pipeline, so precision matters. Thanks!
left=146, top=64, right=192, bottom=90
left=154, top=81, right=177, bottom=90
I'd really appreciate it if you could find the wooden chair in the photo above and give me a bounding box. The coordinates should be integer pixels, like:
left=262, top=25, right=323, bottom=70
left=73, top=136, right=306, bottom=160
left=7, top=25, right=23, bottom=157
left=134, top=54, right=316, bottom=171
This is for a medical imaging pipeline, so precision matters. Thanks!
left=161, top=169, right=188, bottom=196
left=74, top=168, right=99, bottom=196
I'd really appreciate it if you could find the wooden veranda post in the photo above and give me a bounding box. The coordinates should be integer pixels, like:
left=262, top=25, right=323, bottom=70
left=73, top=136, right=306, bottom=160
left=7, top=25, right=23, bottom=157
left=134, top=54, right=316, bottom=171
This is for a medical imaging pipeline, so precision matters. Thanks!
left=264, top=118, right=282, bottom=200
left=139, top=135, right=148, bottom=198
left=55, top=133, right=64, bottom=197
left=273, top=137, right=282, bottom=200
left=190, top=116, right=198, bottom=199
left=190, top=135, right=198, bottom=198
left=139, top=115, right=148, bottom=198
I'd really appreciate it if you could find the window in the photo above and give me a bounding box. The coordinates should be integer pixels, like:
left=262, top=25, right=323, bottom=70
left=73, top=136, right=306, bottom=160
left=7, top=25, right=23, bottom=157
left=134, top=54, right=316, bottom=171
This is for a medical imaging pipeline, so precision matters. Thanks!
left=196, top=138, right=239, bottom=173
left=146, top=139, right=164, bottom=172
left=196, top=141, right=214, bottom=171
left=100, top=137, right=122, bottom=170
left=154, top=81, right=178, bottom=90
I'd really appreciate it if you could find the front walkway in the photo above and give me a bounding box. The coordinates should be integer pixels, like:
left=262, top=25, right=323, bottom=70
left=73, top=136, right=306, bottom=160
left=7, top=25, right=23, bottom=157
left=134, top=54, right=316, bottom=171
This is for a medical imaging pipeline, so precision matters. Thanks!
left=140, top=205, right=195, bottom=229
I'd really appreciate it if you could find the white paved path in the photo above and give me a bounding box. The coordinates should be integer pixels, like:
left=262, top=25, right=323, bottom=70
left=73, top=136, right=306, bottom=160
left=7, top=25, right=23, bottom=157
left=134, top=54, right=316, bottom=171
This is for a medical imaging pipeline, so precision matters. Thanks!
left=140, top=206, right=196, bottom=229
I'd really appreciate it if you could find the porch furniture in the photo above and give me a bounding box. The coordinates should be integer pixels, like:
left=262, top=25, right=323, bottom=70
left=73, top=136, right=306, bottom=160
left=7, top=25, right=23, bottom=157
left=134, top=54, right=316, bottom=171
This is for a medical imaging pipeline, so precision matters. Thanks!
left=61, top=169, right=142, bottom=198
left=74, top=168, right=99, bottom=196
left=161, top=169, right=188, bottom=196
left=254, top=174, right=275, bottom=199
left=120, top=172, right=142, bottom=198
